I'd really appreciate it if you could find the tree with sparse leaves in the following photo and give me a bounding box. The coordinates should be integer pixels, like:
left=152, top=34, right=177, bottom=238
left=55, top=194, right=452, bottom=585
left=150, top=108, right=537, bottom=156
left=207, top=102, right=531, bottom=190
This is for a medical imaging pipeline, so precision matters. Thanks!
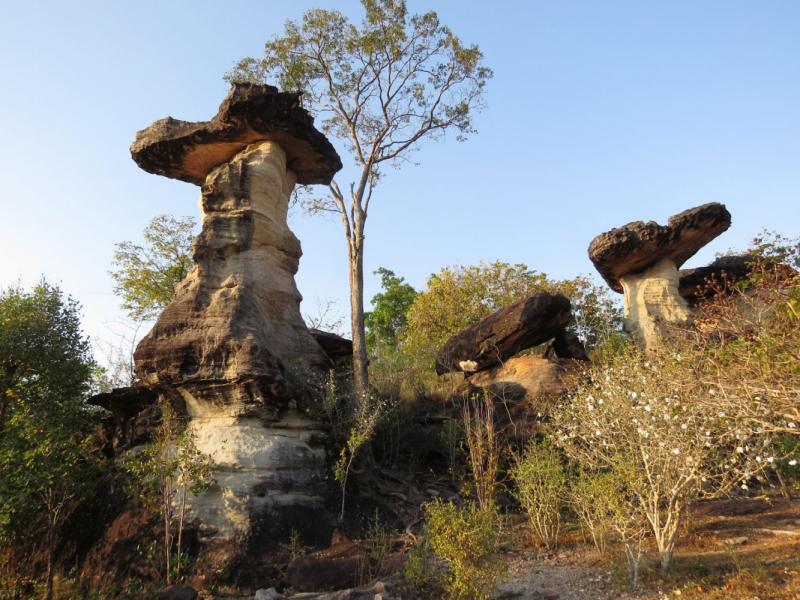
left=110, top=214, right=195, bottom=322
left=226, top=0, right=492, bottom=395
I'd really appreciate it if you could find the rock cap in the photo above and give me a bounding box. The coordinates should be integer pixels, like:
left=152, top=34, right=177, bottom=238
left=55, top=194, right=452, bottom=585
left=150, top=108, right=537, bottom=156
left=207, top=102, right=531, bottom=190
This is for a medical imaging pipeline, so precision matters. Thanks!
left=678, top=254, right=754, bottom=304
left=435, top=292, right=573, bottom=375
left=588, top=203, right=732, bottom=293
left=131, top=83, right=342, bottom=185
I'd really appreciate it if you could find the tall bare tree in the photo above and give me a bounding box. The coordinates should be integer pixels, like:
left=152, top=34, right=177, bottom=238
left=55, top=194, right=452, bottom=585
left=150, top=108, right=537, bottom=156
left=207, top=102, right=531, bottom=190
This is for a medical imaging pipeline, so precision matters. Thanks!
left=226, top=0, right=492, bottom=394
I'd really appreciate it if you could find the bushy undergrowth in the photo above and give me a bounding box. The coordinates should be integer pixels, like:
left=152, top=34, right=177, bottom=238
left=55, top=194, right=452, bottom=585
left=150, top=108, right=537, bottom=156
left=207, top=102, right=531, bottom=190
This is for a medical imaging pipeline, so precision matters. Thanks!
left=406, top=499, right=507, bottom=600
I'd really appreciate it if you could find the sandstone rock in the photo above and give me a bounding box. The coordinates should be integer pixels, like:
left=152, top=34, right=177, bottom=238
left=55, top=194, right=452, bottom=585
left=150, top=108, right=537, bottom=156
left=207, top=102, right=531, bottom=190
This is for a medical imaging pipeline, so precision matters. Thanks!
left=435, top=293, right=573, bottom=375
left=89, top=84, right=345, bottom=576
left=678, top=254, right=754, bottom=304
left=552, top=330, right=590, bottom=361
left=310, top=329, right=354, bottom=362
left=620, top=258, right=693, bottom=350
left=131, top=83, right=342, bottom=186
left=588, top=203, right=732, bottom=293
left=466, top=355, right=579, bottom=404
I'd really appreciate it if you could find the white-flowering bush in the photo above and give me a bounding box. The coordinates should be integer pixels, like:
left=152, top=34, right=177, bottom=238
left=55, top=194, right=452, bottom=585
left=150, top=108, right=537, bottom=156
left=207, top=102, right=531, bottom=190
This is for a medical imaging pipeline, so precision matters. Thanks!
left=554, top=348, right=767, bottom=573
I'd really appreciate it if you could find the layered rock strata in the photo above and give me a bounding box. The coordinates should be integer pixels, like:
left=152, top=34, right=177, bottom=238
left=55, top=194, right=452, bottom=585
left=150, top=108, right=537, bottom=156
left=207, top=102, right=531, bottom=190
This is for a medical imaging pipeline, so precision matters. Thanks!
left=588, top=203, right=732, bottom=349
left=125, top=85, right=342, bottom=542
left=435, top=292, right=573, bottom=375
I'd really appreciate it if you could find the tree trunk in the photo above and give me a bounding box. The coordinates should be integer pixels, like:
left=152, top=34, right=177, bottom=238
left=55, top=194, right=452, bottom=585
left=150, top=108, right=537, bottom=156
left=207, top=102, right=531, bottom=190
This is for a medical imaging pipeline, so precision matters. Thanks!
left=46, top=510, right=55, bottom=600
left=348, top=213, right=369, bottom=397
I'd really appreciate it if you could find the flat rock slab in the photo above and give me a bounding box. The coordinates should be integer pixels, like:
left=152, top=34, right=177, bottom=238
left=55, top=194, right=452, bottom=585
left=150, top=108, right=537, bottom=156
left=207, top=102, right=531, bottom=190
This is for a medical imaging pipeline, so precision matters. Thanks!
left=131, top=83, right=342, bottom=185
left=435, top=292, right=572, bottom=375
left=588, top=202, right=732, bottom=293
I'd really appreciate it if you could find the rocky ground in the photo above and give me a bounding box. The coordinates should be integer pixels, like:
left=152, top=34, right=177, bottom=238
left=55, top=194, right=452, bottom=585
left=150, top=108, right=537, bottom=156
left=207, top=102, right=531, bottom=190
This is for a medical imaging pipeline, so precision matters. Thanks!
left=191, top=495, right=800, bottom=600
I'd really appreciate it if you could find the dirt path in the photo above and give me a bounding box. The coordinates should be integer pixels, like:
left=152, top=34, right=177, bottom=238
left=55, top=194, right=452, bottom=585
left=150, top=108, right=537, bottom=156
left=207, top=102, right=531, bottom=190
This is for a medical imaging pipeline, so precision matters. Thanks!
left=497, top=546, right=629, bottom=600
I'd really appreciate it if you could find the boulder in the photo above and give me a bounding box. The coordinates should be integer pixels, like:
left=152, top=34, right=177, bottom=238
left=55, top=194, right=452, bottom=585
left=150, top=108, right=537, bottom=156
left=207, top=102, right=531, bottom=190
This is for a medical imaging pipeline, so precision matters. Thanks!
left=588, top=202, right=732, bottom=293
left=310, top=329, right=354, bottom=362
left=678, top=254, right=754, bottom=304
left=286, top=554, right=360, bottom=593
left=435, top=292, right=572, bottom=375
left=466, top=355, right=579, bottom=404
left=552, top=330, right=590, bottom=361
left=158, top=586, right=198, bottom=600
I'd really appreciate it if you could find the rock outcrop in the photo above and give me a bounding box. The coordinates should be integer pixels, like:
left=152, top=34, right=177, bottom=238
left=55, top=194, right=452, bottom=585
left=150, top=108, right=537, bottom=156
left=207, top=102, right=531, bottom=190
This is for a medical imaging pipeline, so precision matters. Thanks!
left=466, top=355, right=580, bottom=404
left=435, top=292, right=573, bottom=375
left=588, top=203, right=732, bottom=349
left=95, top=84, right=343, bottom=578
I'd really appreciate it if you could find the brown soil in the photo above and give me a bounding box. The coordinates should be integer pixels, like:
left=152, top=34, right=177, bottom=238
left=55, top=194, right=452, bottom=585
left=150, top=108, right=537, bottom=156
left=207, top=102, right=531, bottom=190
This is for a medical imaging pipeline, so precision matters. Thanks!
left=499, top=496, right=800, bottom=600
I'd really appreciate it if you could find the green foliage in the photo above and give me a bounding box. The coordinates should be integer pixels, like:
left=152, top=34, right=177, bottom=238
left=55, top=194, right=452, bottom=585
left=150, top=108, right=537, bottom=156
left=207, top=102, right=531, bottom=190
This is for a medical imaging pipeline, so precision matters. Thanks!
left=568, top=468, right=618, bottom=554
left=0, top=280, right=102, bottom=599
left=406, top=499, right=506, bottom=600
left=123, top=399, right=214, bottom=585
left=364, top=268, right=417, bottom=356
left=512, top=439, right=567, bottom=550
left=403, top=261, right=621, bottom=370
left=110, top=214, right=195, bottom=322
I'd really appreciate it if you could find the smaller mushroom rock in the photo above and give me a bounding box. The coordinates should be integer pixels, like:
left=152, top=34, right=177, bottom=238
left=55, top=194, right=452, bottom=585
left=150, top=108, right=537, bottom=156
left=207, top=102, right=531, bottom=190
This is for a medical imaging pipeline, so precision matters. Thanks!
left=588, top=203, right=732, bottom=293
left=552, top=330, right=590, bottom=361
left=435, top=293, right=572, bottom=375
left=678, top=254, right=754, bottom=304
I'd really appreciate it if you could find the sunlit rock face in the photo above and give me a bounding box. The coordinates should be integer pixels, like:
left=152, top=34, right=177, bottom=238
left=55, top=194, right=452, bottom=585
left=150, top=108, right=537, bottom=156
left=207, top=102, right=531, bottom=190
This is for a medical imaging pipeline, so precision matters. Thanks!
left=620, top=258, right=693, bottom=350
left=126, top=84, right=342, bottom=546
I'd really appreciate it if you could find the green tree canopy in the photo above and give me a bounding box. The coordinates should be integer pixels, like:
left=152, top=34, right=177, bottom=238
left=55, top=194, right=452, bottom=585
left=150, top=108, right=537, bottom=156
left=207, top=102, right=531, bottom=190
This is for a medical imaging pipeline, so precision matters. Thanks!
left=226, top=0, right=492, bottom=395
left=365, top=268, right=417, bottom=355
left=0, top=281, right=102, bottom=599
left=110, top=214, right=195, bottom=322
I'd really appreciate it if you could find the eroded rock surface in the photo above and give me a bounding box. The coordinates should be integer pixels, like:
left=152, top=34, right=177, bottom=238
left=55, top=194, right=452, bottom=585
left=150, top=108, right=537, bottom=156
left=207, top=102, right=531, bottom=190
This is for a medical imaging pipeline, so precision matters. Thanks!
left=621, top=258, right=694, bottom=349
left=92, top=84, right=343, bottom=578
left=435, top=292, right=572, bottom=375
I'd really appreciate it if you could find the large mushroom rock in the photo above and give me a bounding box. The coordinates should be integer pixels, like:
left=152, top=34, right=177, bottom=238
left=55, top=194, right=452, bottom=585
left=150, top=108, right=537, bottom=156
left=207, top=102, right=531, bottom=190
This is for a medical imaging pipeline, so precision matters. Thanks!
left=678, top=254, right=754, bottom=304
left=588, top=203, right=732, bottom=349
left=122, top=84, right=342, bottom=561
left=435, top=292, right=573, bottom=375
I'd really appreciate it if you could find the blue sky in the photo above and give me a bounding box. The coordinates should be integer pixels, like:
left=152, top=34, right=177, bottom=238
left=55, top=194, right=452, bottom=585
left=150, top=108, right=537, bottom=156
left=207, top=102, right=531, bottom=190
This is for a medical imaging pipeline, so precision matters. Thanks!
left=1, top=1, right=798, bottom=357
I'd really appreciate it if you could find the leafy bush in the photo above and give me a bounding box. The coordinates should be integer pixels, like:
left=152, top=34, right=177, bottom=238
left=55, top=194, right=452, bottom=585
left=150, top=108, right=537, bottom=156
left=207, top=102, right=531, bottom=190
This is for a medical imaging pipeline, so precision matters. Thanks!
left=406, top=499, right=506, bottom=600
left=512, top=439, right=567, bottom=550
left=554, top=347, right=767, bottom=573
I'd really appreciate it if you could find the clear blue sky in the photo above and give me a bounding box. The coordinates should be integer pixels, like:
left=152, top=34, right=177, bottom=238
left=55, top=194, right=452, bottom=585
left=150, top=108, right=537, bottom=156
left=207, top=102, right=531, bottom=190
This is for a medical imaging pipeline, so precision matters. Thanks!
left=1, top=1, right=798, bottom=357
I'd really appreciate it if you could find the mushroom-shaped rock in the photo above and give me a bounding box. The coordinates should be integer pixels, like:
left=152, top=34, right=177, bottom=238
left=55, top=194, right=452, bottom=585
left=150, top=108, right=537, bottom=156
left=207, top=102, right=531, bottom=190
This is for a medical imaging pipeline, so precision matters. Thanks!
left=679, top=254, right=754, bottom=304
left=588, top=203, right=732, bottom=350
left=588, top=203, right=732, bottom=294
left=121, top=84, right=343, bottom=566
left=131, top=83, right=342, bottom=185
left=435, top=293, right=572, bottom=375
